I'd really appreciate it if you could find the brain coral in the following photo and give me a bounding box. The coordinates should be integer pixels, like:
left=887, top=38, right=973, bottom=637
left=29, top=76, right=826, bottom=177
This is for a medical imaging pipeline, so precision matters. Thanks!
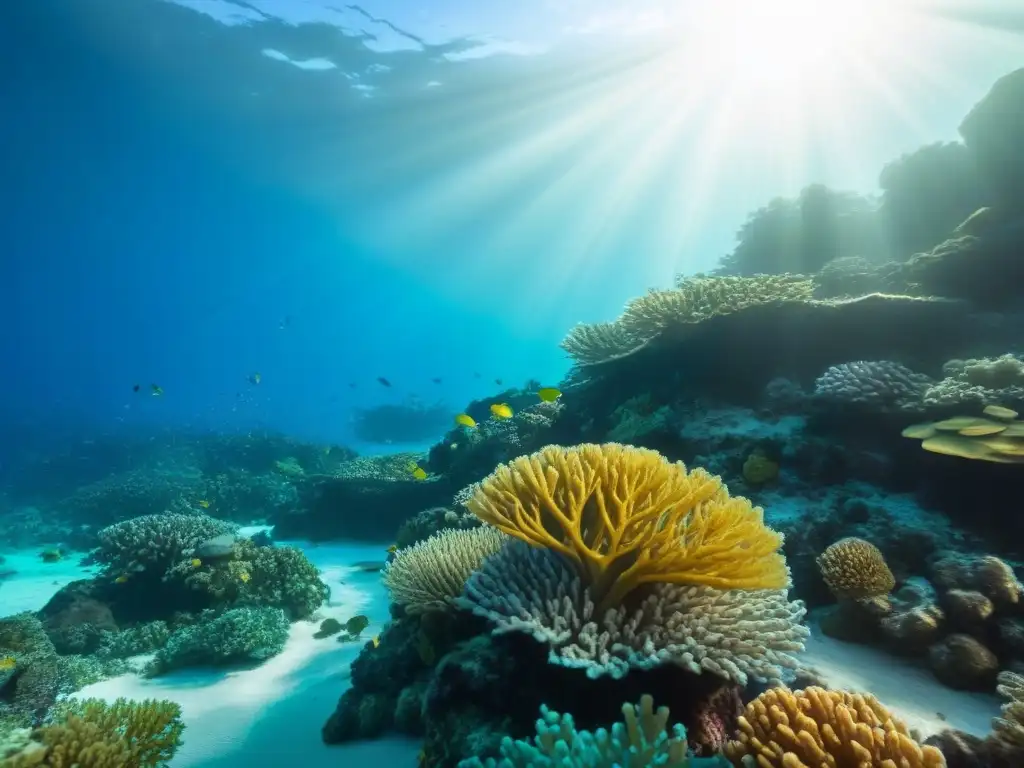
left=817, top=537, right=895, bottom=600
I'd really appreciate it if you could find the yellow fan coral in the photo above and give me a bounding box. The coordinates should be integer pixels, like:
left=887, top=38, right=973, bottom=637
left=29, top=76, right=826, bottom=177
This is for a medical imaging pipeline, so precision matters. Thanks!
left=465, top=443, right=788, bottom=614
left=723, top=686, right=945, bottom=767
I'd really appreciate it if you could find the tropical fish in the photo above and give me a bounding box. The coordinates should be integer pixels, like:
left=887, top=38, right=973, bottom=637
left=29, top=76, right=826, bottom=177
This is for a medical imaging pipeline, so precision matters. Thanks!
left=197, top=500, right=211, bottom=509
left=432, top=378, right=442, bottom=384
left=239, top=570, right=251, bottom=584
left=450, top=442, right=459, bottom=450
left=490, top=403, right=513, bottom=420
left=372, top=635, right=381, bottom=648
left=248, top=372, right=262, bottom=385
left=377, top=377, right=392, bottom=387
left=346, top=615, right=370, bottom=637
left=132, top=384, right=140, bottom=393
left=454, top=413, right=477, bottom=428
left=39, top=549, right=62, bottom=563
left=537, top=387, right=562, bottom=402
left=114, top=575, right=130, bottom=584
left=190, top=558, right=202, bottom=568
left=0, top=656, right=15, bottom=671
left=387, top=544, right=398, bottom=554
left=151, top=384, right=164, bottom=396
left=410, top=466, right=427, bottom=480
left=495, top=378, right=503, bottom=386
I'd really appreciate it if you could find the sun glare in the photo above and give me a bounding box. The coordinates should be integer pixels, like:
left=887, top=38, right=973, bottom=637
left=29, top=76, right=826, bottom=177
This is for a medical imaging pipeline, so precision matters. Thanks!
left=689, top=0, right=909, bottom=93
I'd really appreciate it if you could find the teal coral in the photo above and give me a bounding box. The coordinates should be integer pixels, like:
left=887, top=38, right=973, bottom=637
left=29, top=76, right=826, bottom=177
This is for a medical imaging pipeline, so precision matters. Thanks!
left=144, top=607, right=289, bottom=676
left=457, top=694, right=727, bottom=768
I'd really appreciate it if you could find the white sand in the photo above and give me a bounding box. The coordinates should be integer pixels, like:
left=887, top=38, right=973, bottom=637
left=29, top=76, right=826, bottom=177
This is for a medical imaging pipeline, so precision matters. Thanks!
left=0, top=541, right=1005, bottom=764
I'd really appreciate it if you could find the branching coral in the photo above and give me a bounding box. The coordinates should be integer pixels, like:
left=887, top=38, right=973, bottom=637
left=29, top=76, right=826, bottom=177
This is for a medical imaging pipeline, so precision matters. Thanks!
left=4, top=697, right=184, bottom=767
left=723, top=686, right=945, bottom=767
left=465, top=443, right=789, bottom=615
left=458, top=540, right=807, bottom=684
left=94, top=513, right=237, bottom=576
left=559, top=322, right=646, bottom=367
left=457, top=694, right=696, bottom=768
left=382, top=526, right=508, bottom=614
left=817, top=538, right=895, bottom=600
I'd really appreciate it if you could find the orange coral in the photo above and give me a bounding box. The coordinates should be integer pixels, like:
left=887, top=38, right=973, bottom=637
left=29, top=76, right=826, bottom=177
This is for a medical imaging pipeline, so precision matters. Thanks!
left=723, top=686, right=946, bottom=767
left=465, top=443, right=788, bottom=613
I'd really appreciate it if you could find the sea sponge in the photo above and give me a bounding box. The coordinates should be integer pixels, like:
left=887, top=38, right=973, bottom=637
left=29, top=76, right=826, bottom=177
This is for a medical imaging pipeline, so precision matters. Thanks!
left=458, top=540, right=807, bottom=684
left=456, top=694, right=691, bottom=768
left=817, top=537, right=895, bottom=600
left=723, top=686, right=946, bottom=767
left=382, top=526, right=508, bottom=614
left=465, top=443, right=788, bottom=615
left=4, top=696, right=184, bottom=767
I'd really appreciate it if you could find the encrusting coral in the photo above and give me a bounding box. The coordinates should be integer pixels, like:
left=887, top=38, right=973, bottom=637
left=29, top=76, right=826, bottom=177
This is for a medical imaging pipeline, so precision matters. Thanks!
left=382, top=526, right=509, bottom=614
left=465, top=443, right=789, bottom=615
left=817, top=537, right=896, bottom=600
left=3, top=696, right=184, bottom=767
left=722, top=686, right=946, bottom=767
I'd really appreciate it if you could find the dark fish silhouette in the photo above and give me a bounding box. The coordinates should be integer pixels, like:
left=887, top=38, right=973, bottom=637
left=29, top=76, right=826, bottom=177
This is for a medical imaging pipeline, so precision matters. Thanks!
left=377, top=377, right=392, bottom=387
left=132, top=384, right=140, bottom=393
left=432, top=378, right=442, bottom=384
left=495, top=379, right=503, bottom=386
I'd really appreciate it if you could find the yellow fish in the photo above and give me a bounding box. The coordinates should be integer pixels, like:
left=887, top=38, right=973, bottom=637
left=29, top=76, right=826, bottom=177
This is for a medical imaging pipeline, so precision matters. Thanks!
left=537, top=387, right=562, bottom=402
left=248, top=372, right=262, bottom=385
left=0, top=656, right=15, bottom=671
left=410, top=466, right=427, bottom=480
left=191, top=558, right=202, bottom=568
left=454, top=413, right=477, bottom=428
left=239, top=571, right=251, bottom=583
left=490, top=403, right=513, bottom=419
left=387, top=544, right=398, bottom=554
left=114, top=575, right=130, bottom=584
left=372, top=635, right=380, bottom=648
left=197, top=500, right=211, bottom=509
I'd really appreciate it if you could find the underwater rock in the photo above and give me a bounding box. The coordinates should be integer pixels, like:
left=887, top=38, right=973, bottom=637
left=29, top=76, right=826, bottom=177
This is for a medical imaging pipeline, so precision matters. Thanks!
left=879, top=577, right=945, bottom=653
left=928, top=633, right=999, bottom=690
left=36, top=579, right=118, bottom=655
left=960, top=67, right=1024, bottom=208
left=193, top=532, right=237, bottom=560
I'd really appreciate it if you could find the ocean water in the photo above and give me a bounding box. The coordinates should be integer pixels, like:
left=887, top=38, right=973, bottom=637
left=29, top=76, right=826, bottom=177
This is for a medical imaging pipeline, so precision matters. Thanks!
left=2, top=1, right=1024, bottom=766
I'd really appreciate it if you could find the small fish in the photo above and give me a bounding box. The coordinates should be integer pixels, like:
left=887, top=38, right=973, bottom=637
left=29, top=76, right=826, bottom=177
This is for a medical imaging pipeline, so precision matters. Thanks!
left=349, top=382, right=357, bottom=389
left=114, top=575, right=129, bottom=584
left=490, top=403, right=513, bottom=419
left=372, top=635, right=380, bottom=648
left=151, top=384, right=164, bottom=396
left=936, top=711, right=947, bottom=721
left=495, top=378, right=503, bottom=386
left=387, top=544, right=398, bottom=554
left=432, top=378, right=442, bottom=384
left=984, top=404, right=1018, bottom=420
left=377, top=377, right=392, bottom=387
left=537, top=387, right=562, bottom=402
left=248, top=372, right=262, bottom=385
left=454, top=413, right=477, bottom=428
left=132, top=384, right=140, bottom=393
left=39, top=549, right=62, bottom=563
left=323, top=446, right=331, bottom=455
left=190, top=558, right=202, bottom=568
left=410, top=466, right=427, bottom=480
left=197, top=499, right=211, bottom=509
left=450, top=442, right=459, bottom=450
left=239, top=571, right=251, bottom=584
left=0, top=656, right=15, bottom=671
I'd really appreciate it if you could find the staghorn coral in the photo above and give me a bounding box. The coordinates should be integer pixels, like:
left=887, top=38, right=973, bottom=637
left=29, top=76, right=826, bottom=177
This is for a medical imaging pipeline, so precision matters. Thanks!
left=817, top=538, right=895, bottom=600
left=457, top=540, right=808, bottom=684
left=723, top=686, right=946, bottom=767
left=465, top=443, right=789, bottom=615
left=4, top=697, right=183, bottom=767
left=93, top=513, right=237, bottom=576
left=559, top=322, right=645, bottom=367
left=382, top=526, right=508, bottom=614
left=456, top=694, right=694, bottom=768
left=813, top=360, right=933, bottom=411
